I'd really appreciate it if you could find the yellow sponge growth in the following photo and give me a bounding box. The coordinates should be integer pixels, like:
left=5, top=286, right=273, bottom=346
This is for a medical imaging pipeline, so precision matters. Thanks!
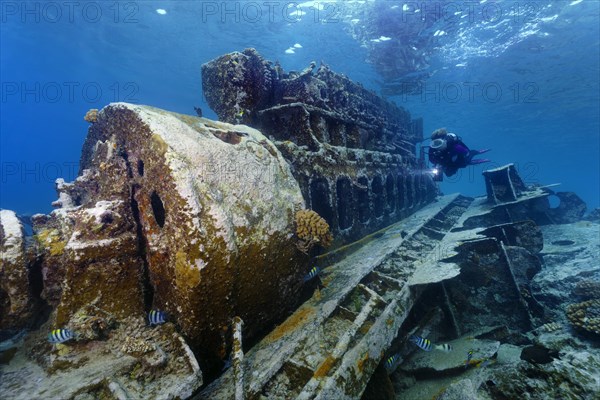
left=295, top=209, right=333, bottom=253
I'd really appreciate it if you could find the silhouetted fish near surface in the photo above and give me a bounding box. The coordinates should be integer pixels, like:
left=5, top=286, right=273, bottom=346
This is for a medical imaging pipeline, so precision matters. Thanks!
left=303, top=266, right=321, bottom=282
left=410, top=335, right=432, bottom=351
left=148, top=309, right=167, bottom=326
left=48, top=329, right=74, bottom=344
left=520, top=345, right=560, bottom=364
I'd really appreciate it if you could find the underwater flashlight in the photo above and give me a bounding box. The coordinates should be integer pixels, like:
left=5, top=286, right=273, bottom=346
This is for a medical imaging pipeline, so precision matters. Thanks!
left=429, top=167, right=443, bottom=181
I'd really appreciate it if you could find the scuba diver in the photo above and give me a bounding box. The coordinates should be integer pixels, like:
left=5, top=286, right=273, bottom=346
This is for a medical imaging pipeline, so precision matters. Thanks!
left=428, top=128, right=491, bottom=180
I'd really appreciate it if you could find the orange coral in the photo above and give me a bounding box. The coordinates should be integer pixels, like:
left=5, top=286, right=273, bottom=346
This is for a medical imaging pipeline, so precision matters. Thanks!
left=84, top=109, right=98, bottom=123
left=566, top=299, right=600, bottom=335
left=295, top=209, right=333, bottom=254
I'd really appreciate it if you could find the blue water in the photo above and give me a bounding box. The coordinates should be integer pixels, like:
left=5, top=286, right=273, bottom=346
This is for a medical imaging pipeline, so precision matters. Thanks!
left=1, top=0, right=598, bottom=216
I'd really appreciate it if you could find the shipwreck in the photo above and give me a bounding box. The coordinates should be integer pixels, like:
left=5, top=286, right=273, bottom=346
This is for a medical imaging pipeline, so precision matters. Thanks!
left=1, top=49, right=599, bottom=400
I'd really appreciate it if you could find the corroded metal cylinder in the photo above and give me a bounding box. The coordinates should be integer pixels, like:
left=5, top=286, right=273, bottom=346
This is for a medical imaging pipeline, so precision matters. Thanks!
left=202, top=49, right=439, bottom=246
left=35, top=103, right=308, bottom=360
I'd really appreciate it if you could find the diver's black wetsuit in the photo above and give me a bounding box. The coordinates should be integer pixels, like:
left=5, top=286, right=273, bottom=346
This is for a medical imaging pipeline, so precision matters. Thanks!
left=430, top=139, right=490, bottom=177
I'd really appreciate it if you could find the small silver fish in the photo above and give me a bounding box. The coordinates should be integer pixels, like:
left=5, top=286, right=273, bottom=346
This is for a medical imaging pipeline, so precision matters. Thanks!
left=410, top=335, right=432, bottom=351
left=303, top=266, right=321, bottom=282
left=148, top=309, right=167, bottom=326
left=48, top=329, right=74, bottom=344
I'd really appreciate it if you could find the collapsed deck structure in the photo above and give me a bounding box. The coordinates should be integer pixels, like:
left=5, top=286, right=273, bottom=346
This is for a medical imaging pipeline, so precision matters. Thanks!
left=198, top=163, right=574, bottom=399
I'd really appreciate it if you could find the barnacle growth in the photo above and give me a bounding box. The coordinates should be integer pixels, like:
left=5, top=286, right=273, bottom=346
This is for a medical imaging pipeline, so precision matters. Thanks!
left=121, top=336, right=156, bottom=355
left=295, top=209, right=333, bottom=254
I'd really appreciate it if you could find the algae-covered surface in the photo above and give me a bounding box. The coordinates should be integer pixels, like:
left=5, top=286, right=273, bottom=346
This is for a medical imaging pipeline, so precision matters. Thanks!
left=0, top=318, right=201, bottom=400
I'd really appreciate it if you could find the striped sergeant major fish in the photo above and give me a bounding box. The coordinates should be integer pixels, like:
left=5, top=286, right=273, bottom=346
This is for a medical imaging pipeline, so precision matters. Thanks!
left=435, top=343, right=453, bottom=352
left=385, top=353, right=401, bottom=371
left=410, top=335, right=432, bottom=351
left=465, top=349, right=475, bottom=369
left=48, top=329, right=74, bottom=344
left=303, top=266, right=321, bottom=282
left=148, top=309, right=167, bottom=326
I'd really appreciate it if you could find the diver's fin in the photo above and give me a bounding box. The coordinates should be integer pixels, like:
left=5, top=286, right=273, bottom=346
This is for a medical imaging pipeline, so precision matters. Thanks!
left=469, top=158, right=491, bottom=165
left=474, top=149, right=491, bottom=155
